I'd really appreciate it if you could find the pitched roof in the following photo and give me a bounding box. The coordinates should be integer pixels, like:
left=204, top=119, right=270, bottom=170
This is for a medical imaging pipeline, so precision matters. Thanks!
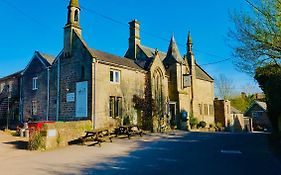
left=0, top=70, right=23, bottom=81
left=138, top=45, right=166, bottom=60
left=37, top=52, right=55, bottom=66
left=256, top=101, right=267, bottom=111
left=163, top=36, right=184, bottom=65
left=89, top=49, right=144, bottom=71
left=195, top=64, right=214, bottom=82
left=231, top=106, right=242, bottom=114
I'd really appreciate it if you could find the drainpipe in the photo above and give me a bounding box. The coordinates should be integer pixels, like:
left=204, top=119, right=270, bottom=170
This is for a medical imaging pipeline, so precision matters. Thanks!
left=46, top=67, right=50, bottom=121
left=93, top=58, right=97, bottom=129
left=56, top=57, right=60, bottom=121
left=19, top=76, right=23, bottom=122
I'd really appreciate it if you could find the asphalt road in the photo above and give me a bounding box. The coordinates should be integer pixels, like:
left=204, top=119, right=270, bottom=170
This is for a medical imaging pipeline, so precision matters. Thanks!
left=82, top=132, right=281, bottom=175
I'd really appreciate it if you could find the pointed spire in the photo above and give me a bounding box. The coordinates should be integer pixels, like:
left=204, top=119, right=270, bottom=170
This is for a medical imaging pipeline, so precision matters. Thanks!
left=187, top=31, right=193, bottom=53
left=69, top=0, right=79, bottom=8
left=167, top=35, right=182, bottom=61
left=163, top=35, right=183, bottom=66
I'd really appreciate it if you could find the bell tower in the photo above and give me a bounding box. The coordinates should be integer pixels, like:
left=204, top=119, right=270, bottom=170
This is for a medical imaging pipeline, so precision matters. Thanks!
left=64, top=0, right=82, bottom=56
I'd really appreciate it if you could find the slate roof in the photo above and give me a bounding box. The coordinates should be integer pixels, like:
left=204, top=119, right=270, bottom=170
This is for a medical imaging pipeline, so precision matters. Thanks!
left=231, top=106, right=242, bottom=114
left=138, top=45, right=166, bottom=60
left=138, top=44, right=213, bottom=82
left=0, top=70, right=23, bottom=81
left=89, top=49, right=144, bottom=71
left=163, top=36, right=184, bottom=65
left=37, top=52, right=55, bottom=66
left=256, top=101, right=267, bottom=111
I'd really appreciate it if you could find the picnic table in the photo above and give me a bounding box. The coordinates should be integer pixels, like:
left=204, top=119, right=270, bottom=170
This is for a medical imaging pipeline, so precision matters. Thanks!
left=80, top=128, right=113, bottom=146
left=115, top=125, right=143, bottom=139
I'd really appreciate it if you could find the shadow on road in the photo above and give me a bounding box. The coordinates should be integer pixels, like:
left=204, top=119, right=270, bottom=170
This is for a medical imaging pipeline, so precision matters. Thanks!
left=3, top=141, right=28, bottom=150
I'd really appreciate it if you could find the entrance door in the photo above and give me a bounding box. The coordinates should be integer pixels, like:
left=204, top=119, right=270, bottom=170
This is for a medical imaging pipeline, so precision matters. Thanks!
left=169, top=102, right=177, bottom=126
left=76, top=81, right=88, bottom=118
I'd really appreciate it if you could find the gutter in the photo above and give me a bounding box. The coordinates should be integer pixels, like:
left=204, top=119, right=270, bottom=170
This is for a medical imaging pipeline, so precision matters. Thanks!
left=46, top=67, right=50, bottom=121
left=93, top=58, right=97, bottom=129
left=56, top=57, right=60, bottom=121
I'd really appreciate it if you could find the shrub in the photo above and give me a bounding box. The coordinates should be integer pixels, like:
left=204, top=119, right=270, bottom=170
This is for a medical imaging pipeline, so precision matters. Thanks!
left=216, top=122, right=223, bottom=131
left=189, top=114, right=198, bottom=129
left=209, top=123, right=214, bottom=128
left=28, top=131, right=45, bottom=151
left=197, top=121, right=207, bottom=128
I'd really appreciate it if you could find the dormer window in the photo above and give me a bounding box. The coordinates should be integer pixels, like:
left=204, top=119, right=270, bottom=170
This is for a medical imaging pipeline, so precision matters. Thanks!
left=32, top=77, right=38, bottom=90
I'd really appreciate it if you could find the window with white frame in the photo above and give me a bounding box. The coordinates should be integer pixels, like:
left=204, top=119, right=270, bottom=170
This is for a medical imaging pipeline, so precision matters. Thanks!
left=32, top=77, right=38, bottom=90
left=110, top=69, right=120, bottom=83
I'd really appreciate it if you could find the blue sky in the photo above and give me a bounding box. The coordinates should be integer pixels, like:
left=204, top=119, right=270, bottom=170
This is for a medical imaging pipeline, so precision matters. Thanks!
left=0, top=0, right=261, bottom=95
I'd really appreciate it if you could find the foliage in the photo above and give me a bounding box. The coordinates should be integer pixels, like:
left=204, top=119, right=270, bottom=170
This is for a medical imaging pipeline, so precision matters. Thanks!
left=215, top=74, right=235, bottom=99
left=255, top=64, right=281, bottom=133
left=189, top=113, right=198, bottom=129
left=229, top=94, right=255, bottom=112
left=197, top=121, right=207, bottom=128
left=228, top=0, right=281, bottom=75
left=123, top=116, right=131, bottom=125
left=216, top=122, right=224, bottom=131
left=133, top=74, right=156, bottom=131
left=28, top=131, right=45, bottom=151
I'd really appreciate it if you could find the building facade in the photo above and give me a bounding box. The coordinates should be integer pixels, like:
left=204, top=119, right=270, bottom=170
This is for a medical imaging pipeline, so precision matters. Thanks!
left=0, top=0, right=215, bottom=131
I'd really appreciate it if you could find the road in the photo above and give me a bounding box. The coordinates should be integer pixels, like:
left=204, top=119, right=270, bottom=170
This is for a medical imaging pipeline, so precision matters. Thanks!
left=1, top=131, right=281, bottom=175
left=83, top=132, right=281, bottom=175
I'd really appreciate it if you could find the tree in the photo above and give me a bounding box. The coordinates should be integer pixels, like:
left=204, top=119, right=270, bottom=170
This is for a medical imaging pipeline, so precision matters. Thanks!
left=228, top=0, right=281, bottom=75
left=255, top=64, right=281, bottom=133
left=215, top=74, right=235, bottom=100
left=229, top=94, right=254, bottom=113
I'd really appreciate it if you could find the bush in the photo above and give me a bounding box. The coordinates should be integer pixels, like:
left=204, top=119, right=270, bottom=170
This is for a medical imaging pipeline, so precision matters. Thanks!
left=197, top=121, right=207, bottom=128
left=189, top=114, right=198, bottom=129
left=28, top=131, right=45, bottom=151
left=209, top=123, right=215, bottom=128
left=216, top=122, right=224, bottom=131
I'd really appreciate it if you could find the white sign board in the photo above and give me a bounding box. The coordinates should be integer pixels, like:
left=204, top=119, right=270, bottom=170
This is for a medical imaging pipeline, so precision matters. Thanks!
left=47, top=129, right=57, bottom=137
left=183, top=75, right=191, bottom=88
left=66, top=93, right=75, bottom=102
left=76, top=81, right=88, bottom=118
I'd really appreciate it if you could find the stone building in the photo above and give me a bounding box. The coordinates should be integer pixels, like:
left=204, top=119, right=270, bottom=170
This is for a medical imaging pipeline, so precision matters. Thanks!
left=0, top=71, right=22, bottom=128
left=0, top=0, right=215, bottom=131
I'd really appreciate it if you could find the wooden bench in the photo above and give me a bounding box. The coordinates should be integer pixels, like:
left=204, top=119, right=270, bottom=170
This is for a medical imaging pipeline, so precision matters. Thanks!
left=80, top=128, right=113, bottom=147
left=115, top=125, right=143, bottom=139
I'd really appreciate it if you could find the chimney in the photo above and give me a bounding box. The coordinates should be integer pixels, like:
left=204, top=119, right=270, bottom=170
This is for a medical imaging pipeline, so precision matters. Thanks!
left=128, top=19, right=140, bottom=60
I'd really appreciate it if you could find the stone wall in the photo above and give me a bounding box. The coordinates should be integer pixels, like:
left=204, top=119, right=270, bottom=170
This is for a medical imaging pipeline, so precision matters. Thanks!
left=193, top=78, right=215, bottom=124
left=22, top=57, right=48, bottom=121
left=92, top=62, right=146, bottom=129
left=42, top=120, right=92, bottom=150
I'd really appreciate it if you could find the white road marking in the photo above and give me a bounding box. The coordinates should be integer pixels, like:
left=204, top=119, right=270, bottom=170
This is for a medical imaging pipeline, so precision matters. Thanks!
left=220, top=150, right=242, bottom=154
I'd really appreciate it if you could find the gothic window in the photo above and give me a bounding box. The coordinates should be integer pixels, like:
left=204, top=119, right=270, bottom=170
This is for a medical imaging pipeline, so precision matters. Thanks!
left=74, top=10, right=79, bottom=22
left=153, top=68, right=164, bottom=116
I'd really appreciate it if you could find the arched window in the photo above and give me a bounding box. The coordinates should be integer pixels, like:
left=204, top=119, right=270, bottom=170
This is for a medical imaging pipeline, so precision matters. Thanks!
left=153, top=68, right=164, bottom=117
left=74, top=10, right=79, bottom=22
